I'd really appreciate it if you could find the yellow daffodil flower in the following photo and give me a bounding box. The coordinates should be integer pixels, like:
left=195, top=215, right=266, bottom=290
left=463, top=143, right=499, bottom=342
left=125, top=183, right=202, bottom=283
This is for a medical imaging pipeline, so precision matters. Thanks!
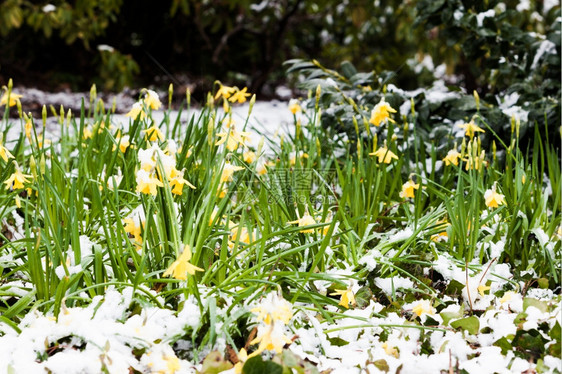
left=330, top=287, right=356, bottom=309
left=4, top=166, right=32, bottom=190
left=215, top=126, right=251, bottom=152
left=0, top=91, right=22, bottom=107
left=243, top=150, right=257, bottom=163
left=143, top=89, right=162, bottom=110
left=370, top=146, right=399, bottom=164
left=458, top=121, right=485, bottom=138
left=381, top=342, right=399, bottom=358
left=369, top=98, right=396, bottom=127
left=228, top=87, right=251, bottom=103
left=411, top=300, right=435, bottom=317
left=288, top=99, right=301, bottom=115
left=0, top=138, right=14, bottom=162
left=116, top=135, right=131, bottom=153
left=289, top=151, right=308, bottom=166
left=25, top=119, right=33, bottom=141
left=443, top=149, right=461, bottom=166
left=220, top=163, right=245, bottom=183
left=249, top=325, right=292, bottom=355
left=163, top=245, right=203, bottom=280
left=143, top=125, right=165, bottom=142
left=230, top=226, right=252, bottom=245
left=484, top=183, right=506, bottom=208
left=126, top=102, right=146, bottom=120
left=135, top=169, right=164, bottom=196
left=399, top=179, right=420, bottom=198
left=288, top=213, right=316, bottom=233
left=169, top=168, right=196, bottom=195
left=214, top=83, right=237, bottom=101
left=477, top=284, right=491, bottom=297
left=234, top=348, right=248, bottom=374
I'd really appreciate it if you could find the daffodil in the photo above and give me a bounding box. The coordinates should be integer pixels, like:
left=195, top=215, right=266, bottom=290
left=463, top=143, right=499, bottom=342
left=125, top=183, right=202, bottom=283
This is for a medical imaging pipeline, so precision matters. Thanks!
left=215, top=126, right=251, bottom=152
left=214, top=83, right=237, bottom=101
left=220, top=163, right=245, bottom=183
left=243, top=150, right=257, bottom=163
left=4, top=165, right=32, bottom=190
left=116, top=135, right=131, bottom=153
left=249, top=324, right=292, bottom=355
left=228, top=87, right=251, bottom=103
left=143, top=125, right=165, bottom=142
left=399, top=179, right=419, bottom=198
left=330, top=287, right=356, bottom=309
left=126, top=102, right=146, bottom=120
left=0, top=138, right=14, bottom=162
left=458, top=121, right=485, bottom=138
left=143, top=89, right=162, bottom=110
left=289, top=151, right=308, bottom=166
left=381, top=342, right=399, bottom=358
left=163, top=245, right=203, bottom=280
left=370, top=145, right=398, bottom=164
left=369, top=98, right=396, bottom=127
left=0, top=91, right=22, bottom=107
left=443, top=149, right=461, bottom=166
left=411, top=300, right=435, bottom=317
left=168, top=168, right=196, bottom=195
left=288, top=99, right=301, bottom=115
left=135, top=169, right=164, bottom=196
left=288, top=213, right=316, bottom=233
left=477, top=284, right=491, bottom=297
left=250, top=293, right=293, bottom=326
left=230, top=226, right=252, bottom=245
left=484, top=183, right=506, bottom=208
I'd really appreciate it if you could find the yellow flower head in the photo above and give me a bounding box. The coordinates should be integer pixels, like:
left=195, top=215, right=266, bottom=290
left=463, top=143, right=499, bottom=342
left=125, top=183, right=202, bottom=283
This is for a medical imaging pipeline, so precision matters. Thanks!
left=215, top=125, right=251, bottom=152
left=0, top=138, right=14, bottom=162
left=443, top=149, right=461, bottom=166
left=369, top=98, right=396, bottom=127
left=4, top=165, right=32, bottom=190
left=230, top=226, right=252, bottom=245
left=458, top=121, right=485, bottom=138
left=370, top=146, right=399, bottom=164
left=163, top=245, right=203, bottom=280
left=214, top=83, right=237, bottom=101
left=169, top=168, right=196, bottom=195
left=126, top=102, right=146, bottom=120
left=411, top=300, right=435, bottom=317
left=288, top=99, right=301, bottom=115
left=484, top=183, right=506, bottom=208
left=0, top=91, right=22, bottom=107
left=288, top=213, right=316, bottom=233
left=143, top=89, right=162, bottom=110
left=399, top=179, right=420, bottom=198
left=228, top=87, right=251, bottom=104
left=220, top=163, right=245, bottom=183
left=143, top=125, right=165, bottom=142
left=330, top=287, right=356, bottom=309
left=243, top=150, right=257, bottom=164
left=478, top=284, right=491, bottom=297
left=135, top=169, right=164, bottom=196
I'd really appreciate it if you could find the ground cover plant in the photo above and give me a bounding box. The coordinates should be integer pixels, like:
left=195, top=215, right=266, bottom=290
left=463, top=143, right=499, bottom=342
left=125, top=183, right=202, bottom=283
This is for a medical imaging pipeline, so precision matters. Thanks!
left=0, top=61, right=560, bottom=374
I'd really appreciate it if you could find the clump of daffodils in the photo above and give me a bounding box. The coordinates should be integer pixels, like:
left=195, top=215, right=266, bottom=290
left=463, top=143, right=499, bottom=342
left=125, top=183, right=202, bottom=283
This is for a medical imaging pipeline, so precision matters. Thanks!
left=246, top=293, right=294, bottom=359
left=136, top=142, right=195, bottom=196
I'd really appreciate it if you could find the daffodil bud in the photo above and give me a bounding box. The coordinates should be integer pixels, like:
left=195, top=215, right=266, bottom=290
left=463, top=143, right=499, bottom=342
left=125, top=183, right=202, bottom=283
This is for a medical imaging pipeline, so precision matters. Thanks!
left=42, top=105, right=47, bottom=127
left=383, top=85, right=387, bottom=94
left=473, top=90, right=480, bottom=111
left=516, top=117, right=520, bottom=139
left=168, top=83, right=173, bottom=108
left=90, top=84, right=97, bottom=105
left=257, top=136, right=264, bottom=156
left=97, top=99, right=105, bottom=114
left=410, top=97, right=416, bottom=117
left=296, top=119, right=301, bottom=138
left=460, top=138, right=467, bottom=157
left=16, top=98, right=22, bottom=118
left=492, top=140, right=497, bottom=161
left=315, top=84, right=321, bottom=110
left=510, top=115, right=515, bottom=134
left=66, top=109, right=72, bottom=127
left=316, top=137, right=321, bottom=157
left=248, top=94, right=256, bottom=116
left=29, top=155, right=37, bottom=179
left=111, top=97, right=117, bottom=113
left=59, top=105, right=65, bottom=125
left=206, top=92, right=213, bottom=109
left=352, top=116, right=359, bottom=136
left=8, top=78, right=13, bottom=90
left=186, top=87, right=191, bottom=108
left=373, top=134, right=378, bottom=152
left=208, top=115, right=215, bottom=146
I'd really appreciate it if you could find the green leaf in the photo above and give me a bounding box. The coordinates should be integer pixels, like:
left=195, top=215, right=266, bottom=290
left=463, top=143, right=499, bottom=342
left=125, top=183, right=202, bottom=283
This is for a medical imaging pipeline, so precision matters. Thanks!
left=199, top=351, right=233, bottom=374
left=523, top=298, right=548, bottom=313
left=243, top=355, right=283, bottom=374
left=373, top=359, right=390, bottom=372
left=494, top=337, right=512, bottom=355
left=450, top=316, right=480, bottom=335
left=354, top=286, right=373, bottom=309
left=327, top=336, right=349, bottom=347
